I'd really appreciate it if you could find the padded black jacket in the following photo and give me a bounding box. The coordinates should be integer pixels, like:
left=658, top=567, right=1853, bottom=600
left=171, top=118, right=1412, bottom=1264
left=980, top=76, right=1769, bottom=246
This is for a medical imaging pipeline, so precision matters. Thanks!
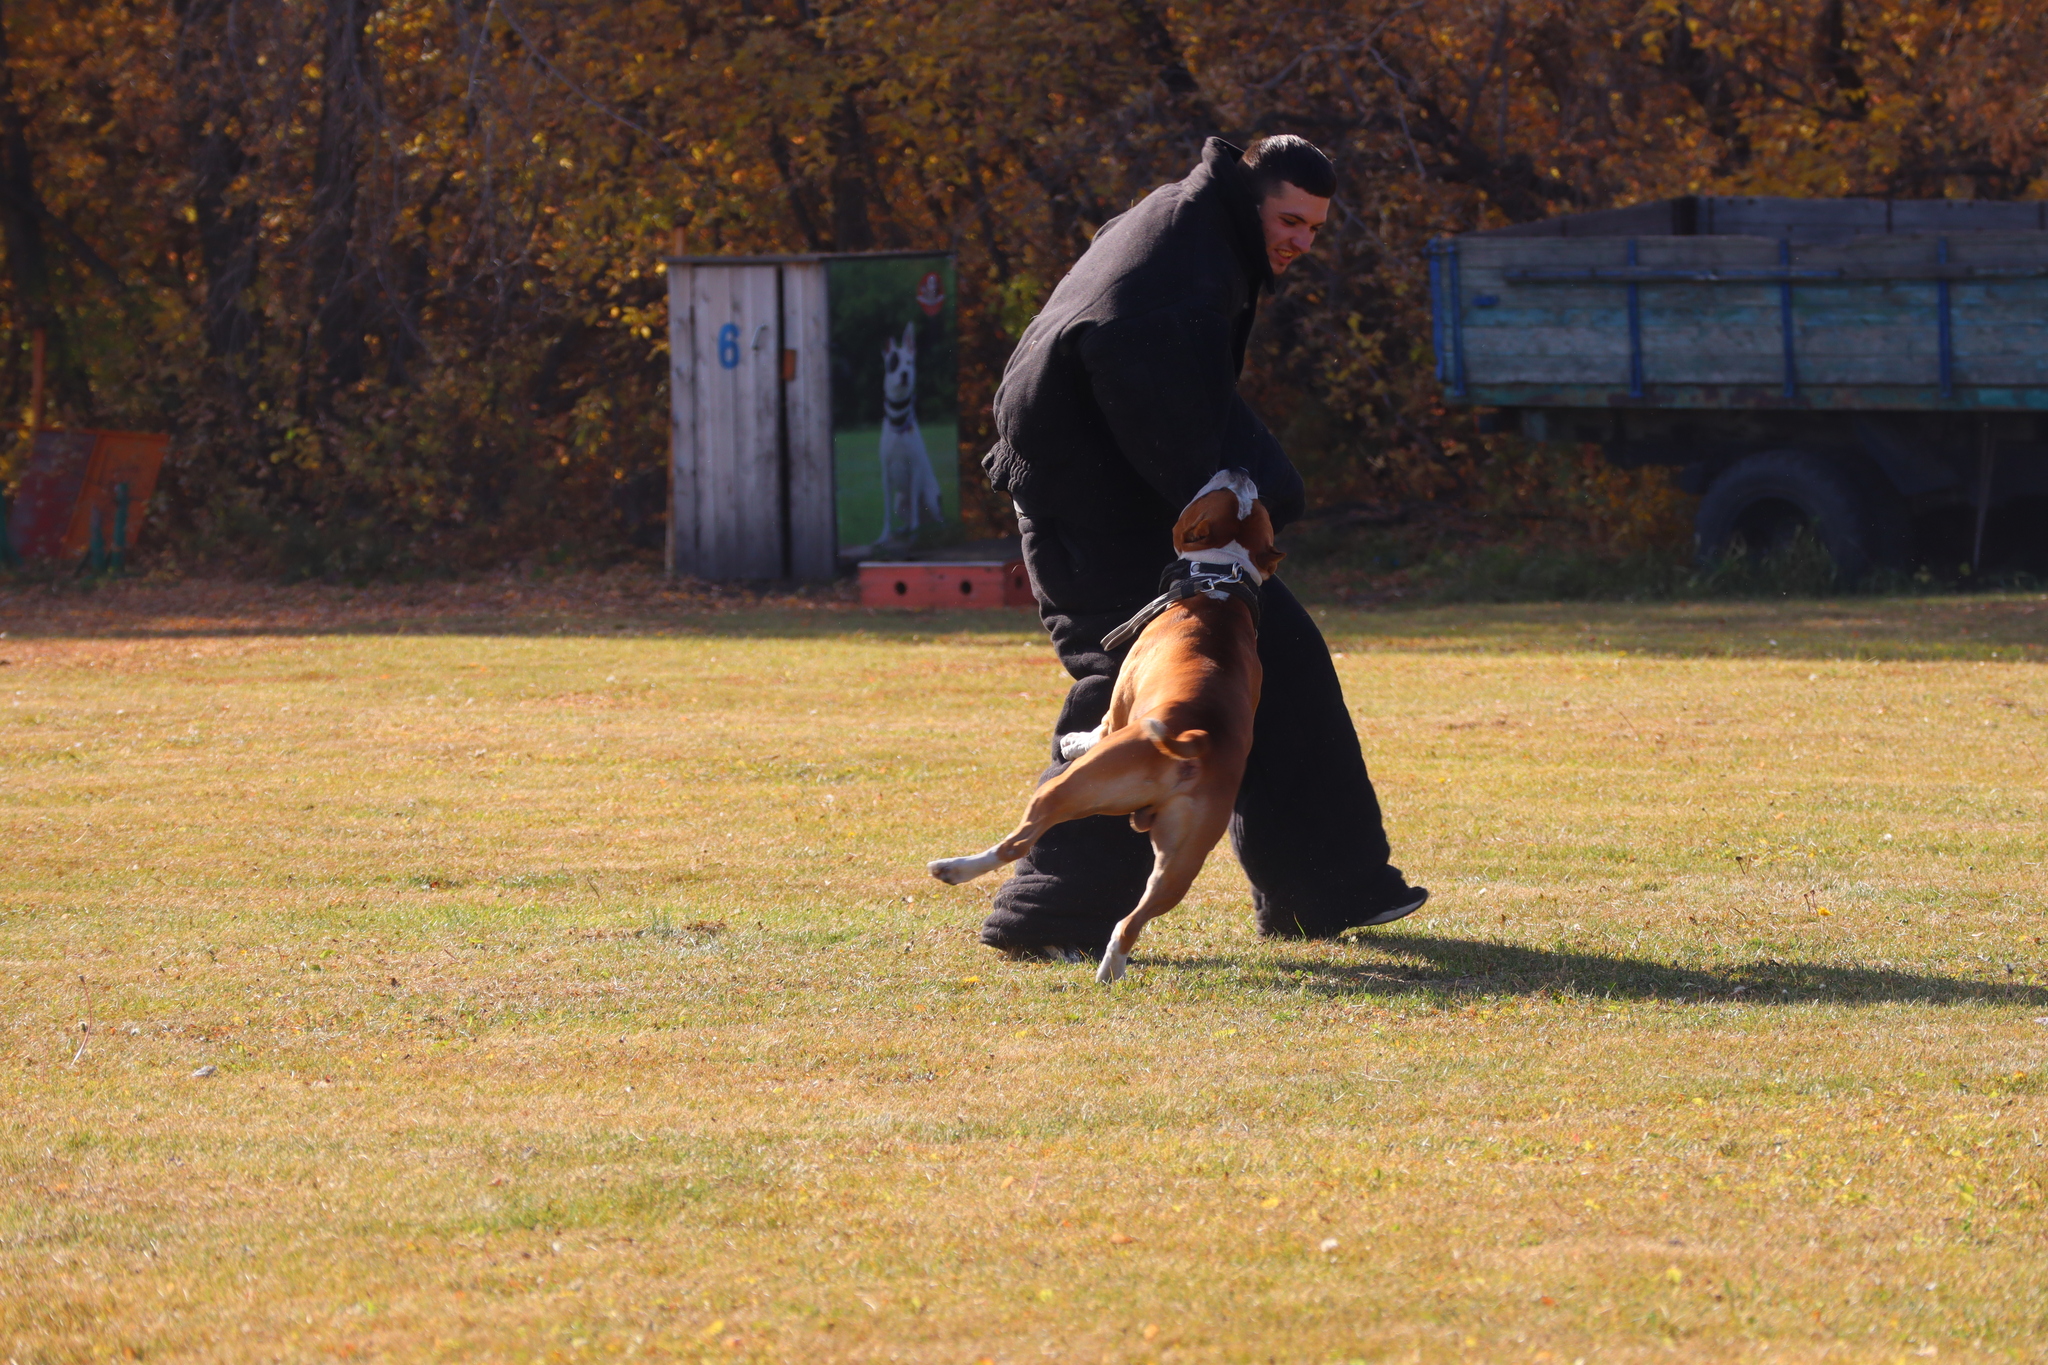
left=982, top=137, right=1306, bottom=533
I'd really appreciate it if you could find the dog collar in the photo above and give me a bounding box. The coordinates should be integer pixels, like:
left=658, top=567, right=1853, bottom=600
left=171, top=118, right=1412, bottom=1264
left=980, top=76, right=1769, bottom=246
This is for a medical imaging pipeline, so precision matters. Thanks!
left=1100, top=559, right=1262, bottom=653
left=883, top=397, right=915, bottom=431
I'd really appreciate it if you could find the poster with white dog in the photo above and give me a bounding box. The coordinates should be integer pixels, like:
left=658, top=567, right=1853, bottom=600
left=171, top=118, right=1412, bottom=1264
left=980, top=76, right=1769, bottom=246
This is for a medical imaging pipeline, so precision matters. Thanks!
left=827, top=255, right=958, bottom=556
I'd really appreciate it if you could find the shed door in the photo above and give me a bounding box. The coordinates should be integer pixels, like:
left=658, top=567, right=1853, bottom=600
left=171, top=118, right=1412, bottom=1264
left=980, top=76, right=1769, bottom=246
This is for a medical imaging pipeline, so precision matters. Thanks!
left=671, top=263, right=784, bottom=578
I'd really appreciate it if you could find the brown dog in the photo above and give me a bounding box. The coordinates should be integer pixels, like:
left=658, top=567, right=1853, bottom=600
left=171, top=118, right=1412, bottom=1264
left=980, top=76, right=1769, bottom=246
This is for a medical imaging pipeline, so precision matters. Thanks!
left=928, top=472, right=1282, bottom=983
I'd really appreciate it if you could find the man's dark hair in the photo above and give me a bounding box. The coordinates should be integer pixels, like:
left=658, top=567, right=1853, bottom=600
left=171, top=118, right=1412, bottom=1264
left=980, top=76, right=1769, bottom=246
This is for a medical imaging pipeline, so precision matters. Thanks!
left=1241, top=135, right=1336, bottom=199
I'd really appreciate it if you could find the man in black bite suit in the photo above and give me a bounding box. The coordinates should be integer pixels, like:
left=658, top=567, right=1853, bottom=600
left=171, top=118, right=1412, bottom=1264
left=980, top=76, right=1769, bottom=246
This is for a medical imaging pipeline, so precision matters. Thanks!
left=979, top=134, right=1427, bottom=957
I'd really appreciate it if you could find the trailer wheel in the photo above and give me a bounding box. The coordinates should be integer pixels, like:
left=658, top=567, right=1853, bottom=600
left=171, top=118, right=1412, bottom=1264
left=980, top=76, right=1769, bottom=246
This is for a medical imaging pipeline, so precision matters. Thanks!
left=1694, top=450, right=1906, bottom=582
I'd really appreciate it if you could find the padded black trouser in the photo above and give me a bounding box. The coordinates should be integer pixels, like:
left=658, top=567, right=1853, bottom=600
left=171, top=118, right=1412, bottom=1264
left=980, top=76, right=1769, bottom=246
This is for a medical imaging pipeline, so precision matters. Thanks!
left=979, top=508, right=1414, bottom=953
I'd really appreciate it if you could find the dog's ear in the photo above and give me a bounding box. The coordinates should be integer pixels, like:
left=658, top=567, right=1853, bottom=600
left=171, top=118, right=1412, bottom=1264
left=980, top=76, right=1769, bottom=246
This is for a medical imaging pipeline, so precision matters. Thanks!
left=1173, top=488, right=1240, bottom=551
left=900, top=321, right=917, bottom=351
left=1239, top=502, right=1285, bottom=577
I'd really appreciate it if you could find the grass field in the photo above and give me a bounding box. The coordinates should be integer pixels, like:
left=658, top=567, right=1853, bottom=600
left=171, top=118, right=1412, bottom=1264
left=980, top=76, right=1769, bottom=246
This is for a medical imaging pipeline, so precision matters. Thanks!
left=4, top=576, right=2046, bottom=1364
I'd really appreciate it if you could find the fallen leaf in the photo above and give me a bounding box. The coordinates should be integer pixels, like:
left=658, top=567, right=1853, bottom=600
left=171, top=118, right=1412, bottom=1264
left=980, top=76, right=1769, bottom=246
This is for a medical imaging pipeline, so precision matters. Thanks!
left=191, top=1064, right=216, bottom=1078
left=1260, top=1197, right=1280, bottom=1209
left=1109, top=1232, right=1135, bottom=1245
left=1319, top=1237, right=1340, bottom=1253
left=1143, top=1324, right=1159, bottom=1341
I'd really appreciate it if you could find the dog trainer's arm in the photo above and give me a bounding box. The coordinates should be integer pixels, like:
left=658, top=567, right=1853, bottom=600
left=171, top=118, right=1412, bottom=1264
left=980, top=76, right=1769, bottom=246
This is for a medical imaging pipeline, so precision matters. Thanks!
left=1078, top=307, right=1305, bottom=528
left=1077, top=307, right=1242, bottom=512
left=1220, top=397, right=1304, bottom=531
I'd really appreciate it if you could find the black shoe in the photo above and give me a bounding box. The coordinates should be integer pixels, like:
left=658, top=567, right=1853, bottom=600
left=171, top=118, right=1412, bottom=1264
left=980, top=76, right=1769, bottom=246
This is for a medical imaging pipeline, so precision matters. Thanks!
left=1353, top=886, right=1428, bottom=928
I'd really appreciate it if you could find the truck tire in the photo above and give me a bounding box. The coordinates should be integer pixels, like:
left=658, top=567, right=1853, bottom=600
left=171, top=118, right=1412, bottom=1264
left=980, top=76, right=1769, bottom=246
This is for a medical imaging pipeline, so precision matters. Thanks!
left=1694, top=449, right=1907, bottom=581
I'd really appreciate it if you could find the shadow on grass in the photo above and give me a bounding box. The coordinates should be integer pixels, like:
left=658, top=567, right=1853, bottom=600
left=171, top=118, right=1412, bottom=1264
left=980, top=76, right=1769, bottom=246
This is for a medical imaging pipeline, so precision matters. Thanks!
left=0, top=580, right=1046, bottom=644
left=1170, top=932, right=2047, bottom=1007
left=1318, top=596, right=2048, bottom=663
left=9, top=585, right=2045, bottom=662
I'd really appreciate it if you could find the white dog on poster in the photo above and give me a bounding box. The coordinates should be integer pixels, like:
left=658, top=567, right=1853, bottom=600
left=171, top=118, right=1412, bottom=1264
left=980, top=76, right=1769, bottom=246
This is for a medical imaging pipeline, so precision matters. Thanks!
left=878, top=321, right=944, bottom=545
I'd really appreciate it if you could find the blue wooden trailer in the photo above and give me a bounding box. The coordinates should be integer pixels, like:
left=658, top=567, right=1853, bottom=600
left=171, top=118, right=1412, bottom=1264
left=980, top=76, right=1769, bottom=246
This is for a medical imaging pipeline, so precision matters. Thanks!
left=1428, top=196, right=2048, bottom=576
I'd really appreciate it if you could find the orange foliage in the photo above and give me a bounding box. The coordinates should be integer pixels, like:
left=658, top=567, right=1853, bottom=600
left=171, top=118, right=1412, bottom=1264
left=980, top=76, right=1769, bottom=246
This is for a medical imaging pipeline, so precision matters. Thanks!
left=0, top=1, right=2043, bottom=572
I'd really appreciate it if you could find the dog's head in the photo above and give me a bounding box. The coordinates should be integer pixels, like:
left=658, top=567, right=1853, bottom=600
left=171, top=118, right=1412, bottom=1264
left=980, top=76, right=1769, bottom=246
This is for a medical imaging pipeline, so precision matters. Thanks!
left=882, top=322, right=917, bottom=404
left=1173, top=488, right=1284, bottom=579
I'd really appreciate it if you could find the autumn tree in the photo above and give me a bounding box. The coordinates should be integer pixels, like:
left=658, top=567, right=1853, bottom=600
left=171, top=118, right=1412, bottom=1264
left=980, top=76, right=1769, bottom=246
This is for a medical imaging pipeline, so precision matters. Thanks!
left=0, top=0, right=2043, bottom=574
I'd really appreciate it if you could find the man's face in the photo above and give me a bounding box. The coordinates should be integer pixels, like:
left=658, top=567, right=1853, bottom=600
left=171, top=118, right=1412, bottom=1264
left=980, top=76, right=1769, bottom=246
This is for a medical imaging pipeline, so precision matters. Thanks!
left=1258, top=182, right=1330, bottom=274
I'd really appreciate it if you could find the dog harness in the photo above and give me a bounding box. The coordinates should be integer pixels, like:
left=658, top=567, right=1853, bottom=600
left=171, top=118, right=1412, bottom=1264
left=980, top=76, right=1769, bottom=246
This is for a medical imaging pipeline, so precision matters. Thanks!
left=1100, top=558, right=1262, bottom=652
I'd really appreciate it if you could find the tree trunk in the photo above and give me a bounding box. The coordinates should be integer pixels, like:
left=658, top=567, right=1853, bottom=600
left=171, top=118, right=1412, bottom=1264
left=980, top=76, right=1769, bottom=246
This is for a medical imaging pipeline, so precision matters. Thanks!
left=0, top=0, right=74, bottom=417
left=178, top=0, right=262, bottom=362
left=827, top=92, right=876, bottom=251
left=306, top=0, right=380, bottom=391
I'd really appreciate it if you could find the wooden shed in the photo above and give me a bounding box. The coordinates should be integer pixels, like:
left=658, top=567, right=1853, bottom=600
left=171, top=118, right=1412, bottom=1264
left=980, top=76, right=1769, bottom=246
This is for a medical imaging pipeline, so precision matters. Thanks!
left=663, top=251, right=957, bottom=582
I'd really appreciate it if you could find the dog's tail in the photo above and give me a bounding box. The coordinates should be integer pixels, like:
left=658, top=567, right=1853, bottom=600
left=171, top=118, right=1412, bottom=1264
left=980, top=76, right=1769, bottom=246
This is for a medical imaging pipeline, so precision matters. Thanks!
left=1142, top=718, right=1209, bottom=760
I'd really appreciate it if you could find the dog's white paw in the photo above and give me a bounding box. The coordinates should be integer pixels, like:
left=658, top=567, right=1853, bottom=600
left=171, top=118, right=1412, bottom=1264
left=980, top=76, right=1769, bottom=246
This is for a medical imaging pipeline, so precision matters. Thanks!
left=1096, top=944, right=1130, bottom=985
left=929, top=851, right=999, bottom=885
left=1058, top=724, right=1106, bottom=762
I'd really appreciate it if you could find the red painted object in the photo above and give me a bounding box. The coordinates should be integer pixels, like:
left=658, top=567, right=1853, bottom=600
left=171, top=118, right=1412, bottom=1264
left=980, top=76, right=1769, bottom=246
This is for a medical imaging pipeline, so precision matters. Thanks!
left=7, top=429, right=169, bottom=561
left=860, top=560, right=1032, bottom=609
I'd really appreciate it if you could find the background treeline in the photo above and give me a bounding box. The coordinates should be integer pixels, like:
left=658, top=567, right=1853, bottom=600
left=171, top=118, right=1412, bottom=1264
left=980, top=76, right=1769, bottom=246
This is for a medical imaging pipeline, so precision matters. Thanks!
left=3, top=0, right=2046, bottom=576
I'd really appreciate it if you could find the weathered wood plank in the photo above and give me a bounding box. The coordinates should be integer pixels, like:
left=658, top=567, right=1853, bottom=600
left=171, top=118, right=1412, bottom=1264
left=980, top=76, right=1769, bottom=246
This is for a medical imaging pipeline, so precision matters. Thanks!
left=738, top=264, right=784, bottom=578
left=689, top=265, right=785, bottom=579
left=691, top=267, right=734, bottom=575
left=1889, top=201, right=2045, bottom=233
left=782, top=262, right=836, bottom=581
left=1703, top=198, right=1889, bottom=239
left=666, top=265, right=697, bottom=578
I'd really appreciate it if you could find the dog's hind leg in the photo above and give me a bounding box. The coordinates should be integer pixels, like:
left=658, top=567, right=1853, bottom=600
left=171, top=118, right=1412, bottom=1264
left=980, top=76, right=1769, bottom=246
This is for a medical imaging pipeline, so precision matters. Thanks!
left=926, top=779, right=1091, bottom=885
left=926, top=786, right=1061, bottom=885
left=927, top=843, right=1007, bottom=885
left=1096, top=803, right=1229, bottom=984
left=929, top=733, right=1165, bottom=887
left=927, top=803, right=1066, bottom=884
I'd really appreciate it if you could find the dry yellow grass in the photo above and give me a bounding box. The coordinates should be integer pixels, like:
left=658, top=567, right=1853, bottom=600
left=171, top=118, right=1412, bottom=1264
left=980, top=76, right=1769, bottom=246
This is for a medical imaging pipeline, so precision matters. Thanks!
left=4, top=577, right=2045, bottom=1364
